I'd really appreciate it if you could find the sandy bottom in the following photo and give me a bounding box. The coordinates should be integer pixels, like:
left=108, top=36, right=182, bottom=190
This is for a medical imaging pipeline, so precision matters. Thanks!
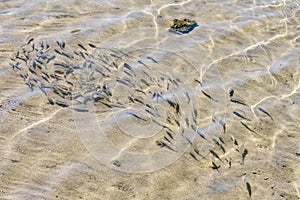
left=0, top=0, right=300, bottom=199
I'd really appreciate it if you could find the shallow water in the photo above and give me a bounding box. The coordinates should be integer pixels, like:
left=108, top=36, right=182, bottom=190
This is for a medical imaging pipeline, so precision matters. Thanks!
left=0, top=0, right=299, bottom=199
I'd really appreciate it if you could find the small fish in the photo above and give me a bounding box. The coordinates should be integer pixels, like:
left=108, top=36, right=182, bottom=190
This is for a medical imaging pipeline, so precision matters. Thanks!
left=196, top=130, right=206, bottom=140
left=166, top=99, right=176, bottom=108
left=175, top=103, right=180, bottom=115
left=61, top=52, right=74, bottom=59
left=116, top=79, right=130, bottom=86
left=211, top=162, right=220, bottom=171
left=246, top=182, right=252, bottom=197
left=112, top=160, right=121, bottom=167
left=77, top=43, right=87, bottom=51
left=174, top=119, right=180, bottom=127
left=26, top=37, right=34, bottom=45
left=189, top=152, right=199, bottom=161
left=56, top=100, right=69, bottom=107
left=140, top=79, right=150, bottom=86
left=218, top=120, right=226, bottom=133
left=124, top=63, right=133, bottom=71
left=209, top=150, right=223, bottom=162
left=137, top=60, right=149, bottom=69
left=230, top=134, right=240, bottom=152
left=240, top=121, right=257, bottom=134
left=194, top=79, right=203, bottom=86
left=164, top=136, right=172, bottom=144
left=88, top=43, right=97, bottom=48
left=133, top=98, right=144, bottom=105
left=145, top=109, right=156, bottom=117
left=146, top=56, right=158, bottom=63
left=71, top=29, right=81, bottom=33
left=124, top=70, right=133, bottom=77
left=166, top=130, right=174, bottom=140
left=185, top=117, right=190, bottom=127
left=229, top=88, right=234, bottom=97
left=56, top=41, right=65, bottom=49
left=185, top=92, right=190, bottom=103
left=258, top=107, right=273, bottom=120
left=233, top=111, right=251, bottom=121
left=225, top=155, right=232, bottom=169
left=213, top=138, right=226, bottom=154
left=46, top=55, right=56, bottom=63
left=218, top=136, right=225, bottom=144
left=201, top=90, right=218, bottom=102
left=135, top=89, right=146, bottom=95
left=156, top=140, right=176, bottom=152
left=230, top=98, right=249, bottom=107
left=193, top=109, right=198, bottom=118
left=128, top=112, right=147, bottom=122
left=54, top=49, right=62, bottom=55
left=242, top=148, right=248, bottom=164
left=100, top=101, right=113, bottom=108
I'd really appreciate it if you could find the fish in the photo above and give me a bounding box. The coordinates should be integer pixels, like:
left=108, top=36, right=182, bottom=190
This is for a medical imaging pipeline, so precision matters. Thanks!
left=156, top=140, right=176, bottom=152
left=240, top=121, right=257, bottom=134
left=174, top=119, right=180, bottom=127
left=185, top=92, right=190, bottom=103
left=112, top=160, right=121, bottom=167
left=56, top=40, right=65, bottom=49
left=133, top=98, right=145, bottom=105
left=145, top=109, right=156, bottom=117
left=230, top=134, right=240, bottom=152
left=166, top=130, right=174, bottom=140
left=242, top=148, right=248, bottom=164
left=26, top=37, right=34, bottom=45
left=56, top=100, right=69, bottom=107
left=164, top=136, right=173, bottom=144
left=258, top=107, right=273, bottom=120
left=211, top=162, right=220, bottom=172
left=196, top=130, right=206, bottom=140
left=189, top=152, right=199, bottom=161
left=225, top=155, right=232, bottom=169
left=233, top=111, right=251, bottom=121
left=218, top=120, right=226, bottom=133
left=229, top=88, right=234, bottom=97
left=46, top=55, right=56, bottom=63
left=166, top=99, right=176, bottom=108
left=88, top=43, right=97, bottom=48
left=209, top=150, right=223, bottom=162
left=194, top=79, right=203, bottom=86
left=116, top=79, right=130, bottom=86
left=185, top=117, right=190, bottom=127
left=77, top=43, right=87, bottom=51
left=71, top=29, right=81, bottom=33
left=213, top=138, right=226, bottom=154
left=137, top=60, right=149, bottom=69
left=175, top=103, right=180, bottom=115
left=246, top=182, right=252, bottom=197
left=128, top=112, right=147, bottom=122
left=230, top=98, right=249, bottom=107
left=146, top=56, right=158, bottom=63
left=100, top=101, right=113, bottom=108
left=124, top=70, right=133, bottom=77
left=201, top=90, right=218, bottom=102
left=140, top=79, right=150, bottom=86
left=135, top=89, right=146, bottom=95
left=61, top=51, right=74, bottom=59
left=193, top=109, right=198, bottom=118
left=47, top=95, right=55, bottom=105
left=124, top=63, right=133, bottom=71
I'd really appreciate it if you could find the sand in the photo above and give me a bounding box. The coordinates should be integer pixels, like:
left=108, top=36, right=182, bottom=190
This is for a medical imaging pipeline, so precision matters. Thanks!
left=0, top=0, right=299, bottom=199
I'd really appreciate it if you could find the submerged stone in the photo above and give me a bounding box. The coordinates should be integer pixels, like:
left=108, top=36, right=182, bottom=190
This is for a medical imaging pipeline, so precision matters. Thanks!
left=169, top=18, right=198, bottom=34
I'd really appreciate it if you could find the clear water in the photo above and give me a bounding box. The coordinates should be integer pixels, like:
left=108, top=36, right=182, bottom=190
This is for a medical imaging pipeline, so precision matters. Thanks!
left=0, top=0, right=299, bottom=199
